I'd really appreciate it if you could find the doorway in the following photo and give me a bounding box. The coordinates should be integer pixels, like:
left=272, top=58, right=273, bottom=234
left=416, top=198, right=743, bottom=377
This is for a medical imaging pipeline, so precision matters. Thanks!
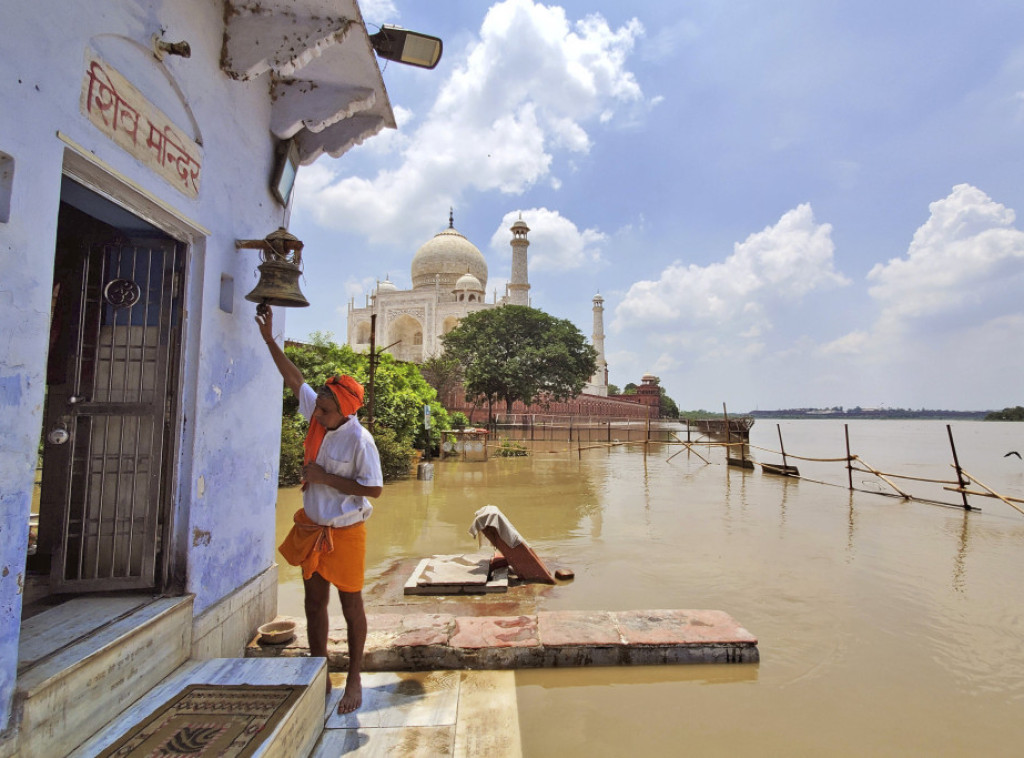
left=27, top=177, right=185, bottom=613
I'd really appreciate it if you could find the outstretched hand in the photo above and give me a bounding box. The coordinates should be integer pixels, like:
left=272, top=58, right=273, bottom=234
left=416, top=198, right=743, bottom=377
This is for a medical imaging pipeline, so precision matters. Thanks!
left=256, top=303, right=274, bottom=343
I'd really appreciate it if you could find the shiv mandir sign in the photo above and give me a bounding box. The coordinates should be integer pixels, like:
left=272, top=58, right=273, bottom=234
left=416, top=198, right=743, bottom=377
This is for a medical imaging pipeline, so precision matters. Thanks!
left=80, top=51, right=202, bottom=198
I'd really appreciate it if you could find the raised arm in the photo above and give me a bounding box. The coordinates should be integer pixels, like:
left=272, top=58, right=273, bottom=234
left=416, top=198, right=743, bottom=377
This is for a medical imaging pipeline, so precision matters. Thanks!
left=255, top=304, right=303, bottom=396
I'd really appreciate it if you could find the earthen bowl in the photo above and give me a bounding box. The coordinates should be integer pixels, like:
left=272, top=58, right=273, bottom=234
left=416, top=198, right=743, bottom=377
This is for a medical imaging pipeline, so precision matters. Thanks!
left=258, top=620, right=296, bottom=644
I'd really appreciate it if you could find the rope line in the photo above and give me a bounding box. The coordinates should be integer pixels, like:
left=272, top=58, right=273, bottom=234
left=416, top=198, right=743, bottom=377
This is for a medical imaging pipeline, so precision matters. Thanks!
left=475, top=425, right=1022, bottom=517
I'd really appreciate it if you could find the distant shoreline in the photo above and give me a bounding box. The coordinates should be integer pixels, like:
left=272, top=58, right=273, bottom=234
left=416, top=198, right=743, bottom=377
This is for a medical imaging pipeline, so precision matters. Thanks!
left=746, top=409, right=991, bottom=420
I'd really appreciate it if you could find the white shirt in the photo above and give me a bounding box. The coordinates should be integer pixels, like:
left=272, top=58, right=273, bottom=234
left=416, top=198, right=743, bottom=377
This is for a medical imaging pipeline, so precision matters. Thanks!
left=298, top=383, right=383, bottom=527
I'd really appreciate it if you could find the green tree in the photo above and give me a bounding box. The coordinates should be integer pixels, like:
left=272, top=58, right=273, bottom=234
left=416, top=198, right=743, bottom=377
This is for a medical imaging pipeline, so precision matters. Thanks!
left=607, top=383, right=621, bottom=396
left=985, top=406, right=1024, bottom=421
left=419, top=352, right=464, bottom=406
left=622, top=382, right=638, bottom=395
left=278, top=333, right=448, bottom=484
left=659, top=387, right=680, bottom=419
left=441, top=305, right=597, bottom=418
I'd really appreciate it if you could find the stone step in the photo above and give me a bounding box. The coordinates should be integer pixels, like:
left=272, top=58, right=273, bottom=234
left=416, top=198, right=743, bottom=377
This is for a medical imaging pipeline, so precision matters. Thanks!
left=246, top=609, right=759, bottom=671
left=313, top=670, right=521, bottom=758
left=69, top=657, right=327, bottom=758
left=14, top=595, right=194, bottom=758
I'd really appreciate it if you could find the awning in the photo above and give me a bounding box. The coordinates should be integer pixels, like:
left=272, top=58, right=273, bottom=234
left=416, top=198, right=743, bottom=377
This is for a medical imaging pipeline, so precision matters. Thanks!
left=221, top=0, right=396, bottom=164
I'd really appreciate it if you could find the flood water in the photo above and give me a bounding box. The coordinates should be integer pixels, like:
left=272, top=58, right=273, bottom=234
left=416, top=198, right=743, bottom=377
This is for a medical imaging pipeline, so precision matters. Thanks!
left=275, top=420, right=1024, bottom=756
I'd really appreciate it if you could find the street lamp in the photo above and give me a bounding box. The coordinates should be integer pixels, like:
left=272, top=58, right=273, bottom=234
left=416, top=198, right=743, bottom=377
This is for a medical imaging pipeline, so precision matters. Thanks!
left=369, top=25, right=443, bottom=69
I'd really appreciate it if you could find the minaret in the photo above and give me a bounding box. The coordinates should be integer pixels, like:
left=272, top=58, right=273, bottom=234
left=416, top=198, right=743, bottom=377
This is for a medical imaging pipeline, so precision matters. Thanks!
left=507, top=215, right=531, bottom=306
left=589, top=293, right=608, bottom=396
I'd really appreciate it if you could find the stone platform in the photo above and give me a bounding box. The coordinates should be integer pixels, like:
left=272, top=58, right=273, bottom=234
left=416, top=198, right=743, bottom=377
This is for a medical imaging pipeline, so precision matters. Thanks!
left=245, top=609, right=759, bottom=670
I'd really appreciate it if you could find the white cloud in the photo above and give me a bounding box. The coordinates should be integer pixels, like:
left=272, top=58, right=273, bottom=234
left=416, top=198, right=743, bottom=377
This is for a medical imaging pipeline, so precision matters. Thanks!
left=820, top=330, right=870, bottom=356
left=488, top=207, right=606, bottom=271
left=348, top=105, right=415, bottom=157
left=813, top=186, right=1024, bottom=408
left=639, top=18, right=701, bottom=64
left=344, top=276, right=377, bottom=302
left=866, top=184, right=1024, bottom=331
left=358, top=0, right=398, bottom=25
left=613, top=203, right=848, bottom=335
left=299, top=0, right=646, bottom=246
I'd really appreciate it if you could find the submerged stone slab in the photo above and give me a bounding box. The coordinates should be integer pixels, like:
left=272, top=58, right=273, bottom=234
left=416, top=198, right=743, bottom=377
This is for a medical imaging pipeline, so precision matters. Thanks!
left=537, top=610, right=621, bottom=646
left=245, top=609, right=759, bottom=670
left=450, top=615, right=540, bottom=650
left=616, top=609, right=757, bottom=646
left=404, top=554, right=509, bottom=595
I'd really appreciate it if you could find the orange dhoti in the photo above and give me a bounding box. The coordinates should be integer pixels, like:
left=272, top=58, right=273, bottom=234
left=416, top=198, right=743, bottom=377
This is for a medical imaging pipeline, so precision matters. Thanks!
left=278, top=508, right=366, bottom=593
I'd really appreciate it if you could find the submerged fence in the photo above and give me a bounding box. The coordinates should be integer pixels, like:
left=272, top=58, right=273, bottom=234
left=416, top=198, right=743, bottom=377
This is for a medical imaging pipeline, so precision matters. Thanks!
left=490, top=414, right=677, bottom=444
left=480, top=416, right=1023, bottom=518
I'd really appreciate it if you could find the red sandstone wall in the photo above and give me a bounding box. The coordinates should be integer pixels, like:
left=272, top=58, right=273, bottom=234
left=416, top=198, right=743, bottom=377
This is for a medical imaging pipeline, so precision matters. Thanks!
left=444, top=390, right=658, bottom=423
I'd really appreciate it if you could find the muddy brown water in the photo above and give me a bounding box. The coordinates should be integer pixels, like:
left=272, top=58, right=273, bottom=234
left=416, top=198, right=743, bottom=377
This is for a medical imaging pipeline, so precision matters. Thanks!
left=276, top=420, right=1024, bottom=757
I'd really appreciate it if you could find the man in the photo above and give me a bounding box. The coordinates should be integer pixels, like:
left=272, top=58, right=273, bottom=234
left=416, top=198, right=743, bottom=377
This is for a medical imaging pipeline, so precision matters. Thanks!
left=256, top=304, right=382, bottom=714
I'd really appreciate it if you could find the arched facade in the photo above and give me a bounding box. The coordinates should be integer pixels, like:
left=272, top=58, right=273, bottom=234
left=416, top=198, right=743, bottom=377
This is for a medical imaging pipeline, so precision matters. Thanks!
left=387, top=313, right=425, bottom=363
left=354, top=319, right=372, bottom=346
left=347, top=213, right=520, bottom=362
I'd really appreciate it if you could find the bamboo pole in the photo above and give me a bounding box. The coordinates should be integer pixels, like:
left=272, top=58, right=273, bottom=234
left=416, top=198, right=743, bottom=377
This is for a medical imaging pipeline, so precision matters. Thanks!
left=851, top=469, right=960, bottom=485
left=668, top=432, right=712, bottom=464
left=851, top=455, right=911, bottom=499
left=367, top=312, right=377, bottom=433
left=943, top=486, right=1024, bottom=505
left=844, top=424, right=853, bottom=491
left=577, top=440, right=638, bottom=453
left=946, top=424, right=972, bottom=510
left=955, top=467, right=1024, bottom=517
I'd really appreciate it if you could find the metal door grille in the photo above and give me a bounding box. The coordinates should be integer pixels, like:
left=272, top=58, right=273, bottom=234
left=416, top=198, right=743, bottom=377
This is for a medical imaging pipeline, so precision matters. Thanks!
left=53, top=239, right=182, bottom=590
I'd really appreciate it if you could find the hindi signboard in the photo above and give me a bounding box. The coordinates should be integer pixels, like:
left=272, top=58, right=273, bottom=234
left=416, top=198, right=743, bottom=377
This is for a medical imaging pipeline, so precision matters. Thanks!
left=81, top=52, right=202, bottom=198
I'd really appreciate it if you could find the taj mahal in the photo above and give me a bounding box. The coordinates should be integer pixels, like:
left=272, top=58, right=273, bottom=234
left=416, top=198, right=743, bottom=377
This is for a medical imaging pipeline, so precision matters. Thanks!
left=346, top=212, right=611, bottom=397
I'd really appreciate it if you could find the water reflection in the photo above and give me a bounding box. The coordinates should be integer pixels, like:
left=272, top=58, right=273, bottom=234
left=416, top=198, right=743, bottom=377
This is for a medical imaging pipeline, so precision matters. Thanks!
left=952, top=510, right=969, bottom=593
left=275, top=421, right=1024, bottom=757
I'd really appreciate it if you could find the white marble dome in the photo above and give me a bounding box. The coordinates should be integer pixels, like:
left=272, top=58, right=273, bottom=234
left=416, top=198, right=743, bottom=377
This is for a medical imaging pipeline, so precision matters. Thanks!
left=376, top=277, right=398, bottom=293
left=411, top=224, right=488, bottom=290
left=454, top=272, right=483, bottom=291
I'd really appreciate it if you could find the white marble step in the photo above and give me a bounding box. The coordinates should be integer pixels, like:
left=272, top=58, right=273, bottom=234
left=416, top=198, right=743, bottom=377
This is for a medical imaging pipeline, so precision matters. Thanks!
left=70, top=657, right=327, bottom=758
left=16, top=595, right=193, bottom=758
left=18, top=594, right=150, bottom=672
left=313, top=670, right=521, bottom=757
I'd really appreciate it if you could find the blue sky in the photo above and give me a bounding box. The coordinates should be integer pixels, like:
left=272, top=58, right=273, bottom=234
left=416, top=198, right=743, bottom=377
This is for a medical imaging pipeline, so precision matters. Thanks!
left=282, top=0, right=1024, bottom=411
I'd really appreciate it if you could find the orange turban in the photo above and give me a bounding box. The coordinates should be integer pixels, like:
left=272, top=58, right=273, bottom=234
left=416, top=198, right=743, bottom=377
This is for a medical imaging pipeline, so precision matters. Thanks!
left=302, top=375, right=365, bottom=490
left=323, top=374, right=364, bottom=417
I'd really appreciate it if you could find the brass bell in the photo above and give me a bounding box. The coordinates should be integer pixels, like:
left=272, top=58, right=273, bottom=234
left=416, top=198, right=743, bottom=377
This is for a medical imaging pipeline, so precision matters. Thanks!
left=237, top=227, right=310, bottom=308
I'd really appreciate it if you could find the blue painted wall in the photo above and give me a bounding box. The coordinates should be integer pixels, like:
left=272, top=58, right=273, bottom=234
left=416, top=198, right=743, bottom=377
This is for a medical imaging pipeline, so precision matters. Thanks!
left=0, top=0, right=296, bottom=728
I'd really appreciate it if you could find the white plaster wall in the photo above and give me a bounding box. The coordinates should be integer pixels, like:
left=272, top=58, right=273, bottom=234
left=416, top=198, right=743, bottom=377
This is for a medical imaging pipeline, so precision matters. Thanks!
left=0, top=0, right=296, bottom=728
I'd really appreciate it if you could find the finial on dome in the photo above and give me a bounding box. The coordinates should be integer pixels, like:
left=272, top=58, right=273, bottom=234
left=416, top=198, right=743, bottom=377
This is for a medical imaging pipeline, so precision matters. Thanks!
left=449, top=208, right=454, bottom=228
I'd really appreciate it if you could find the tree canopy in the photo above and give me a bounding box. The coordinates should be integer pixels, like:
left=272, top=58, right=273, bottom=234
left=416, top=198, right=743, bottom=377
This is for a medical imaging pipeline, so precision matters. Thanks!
left=985, top=406, right=1024, bottom=421
left=279, top=333, right=449, bottom=483
left=418, top=352, right=464, bottom=405
left=441, top=305, right=597, bottom=417
left=659, top=387, right=680, bottom=419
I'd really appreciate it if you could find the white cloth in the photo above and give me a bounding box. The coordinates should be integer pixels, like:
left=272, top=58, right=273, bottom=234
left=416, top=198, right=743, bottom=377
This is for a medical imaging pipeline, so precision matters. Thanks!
left=469, top=505, right=524, bottom=548
left=298, top=383, right=383, bottom=527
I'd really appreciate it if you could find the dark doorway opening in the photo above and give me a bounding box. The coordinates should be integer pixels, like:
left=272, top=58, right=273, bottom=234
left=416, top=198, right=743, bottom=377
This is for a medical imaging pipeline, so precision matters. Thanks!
left=26, top=177, right=185, bottom=617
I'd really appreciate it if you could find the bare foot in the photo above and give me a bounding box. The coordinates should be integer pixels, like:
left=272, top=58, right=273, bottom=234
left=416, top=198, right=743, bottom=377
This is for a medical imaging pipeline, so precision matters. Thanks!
left=336, top=676, right=362, bottom=714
